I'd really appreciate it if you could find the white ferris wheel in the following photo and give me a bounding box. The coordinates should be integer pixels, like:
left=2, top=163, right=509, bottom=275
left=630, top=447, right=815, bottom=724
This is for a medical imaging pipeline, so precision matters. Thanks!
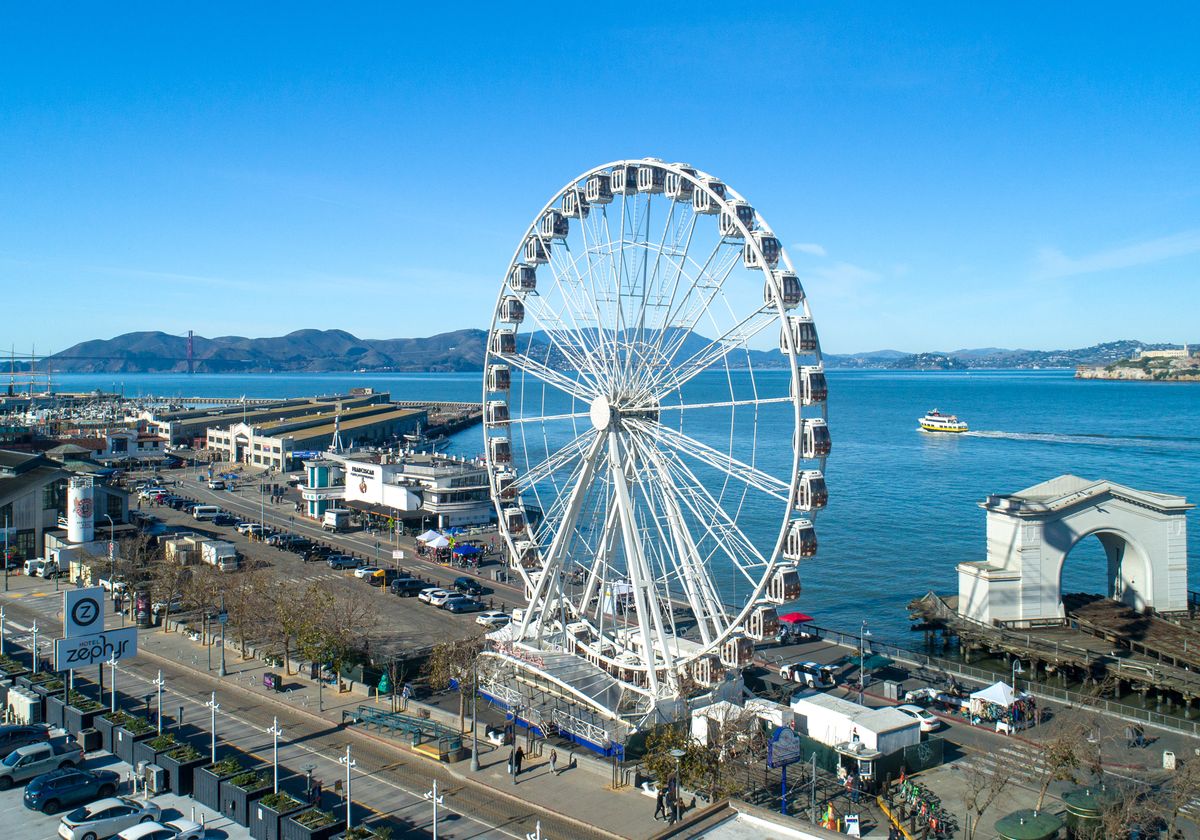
left=483, top=158, right=829, bottom=706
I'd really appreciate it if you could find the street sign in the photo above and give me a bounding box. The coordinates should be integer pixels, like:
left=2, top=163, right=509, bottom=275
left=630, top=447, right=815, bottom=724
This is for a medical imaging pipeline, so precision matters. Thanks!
left=767, top=726, right=802, bottom=768
left=218, top=611, right=229, bottom=625
left=392, top=550, right=405, bottom=561
left=63, top=587, right=105, bottom=638
left=54, top=627, right=138, bottom=670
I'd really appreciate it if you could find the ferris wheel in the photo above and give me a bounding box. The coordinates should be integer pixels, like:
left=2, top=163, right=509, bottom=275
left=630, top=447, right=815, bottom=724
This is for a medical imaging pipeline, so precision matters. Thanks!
left=483, top=158, right=829, bottom=699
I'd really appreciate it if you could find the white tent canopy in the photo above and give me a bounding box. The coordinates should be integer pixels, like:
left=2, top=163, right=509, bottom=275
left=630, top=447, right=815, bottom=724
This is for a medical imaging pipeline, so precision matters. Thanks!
left=416, top=530, right=442, bottom=543
left=427, top=535, right=451, bottom=549
left=970, top=681, right=1016, bottom=708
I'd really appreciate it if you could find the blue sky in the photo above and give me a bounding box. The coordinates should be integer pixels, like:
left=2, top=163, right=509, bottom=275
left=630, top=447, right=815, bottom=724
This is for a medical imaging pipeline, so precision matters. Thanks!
left=2, top=5, right=1197, bottom=355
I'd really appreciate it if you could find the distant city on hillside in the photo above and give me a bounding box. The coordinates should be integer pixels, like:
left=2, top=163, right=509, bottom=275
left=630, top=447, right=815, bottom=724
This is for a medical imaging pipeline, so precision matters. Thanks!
left=9, top=330, right=1194, bottom=374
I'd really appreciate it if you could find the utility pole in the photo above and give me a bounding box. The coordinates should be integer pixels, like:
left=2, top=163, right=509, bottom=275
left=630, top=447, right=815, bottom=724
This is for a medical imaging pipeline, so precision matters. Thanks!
left=205, top=692, right=219, bottom=763
left=268, top=718, right=284, bottom=794
left=108, top=654, right=119, bottom=712
left=219, top=595, right=227, bottom=677
left=0, top=605, right=4, bottom=655
left=424, top=779, right=443, bottom=840
left=154, top=671, right=166, bottom=735
left=470, top=659, right=480, bottom=771
left=339, top=745, right=356, bottom=830
left=31, top=621, right=39, bottom=674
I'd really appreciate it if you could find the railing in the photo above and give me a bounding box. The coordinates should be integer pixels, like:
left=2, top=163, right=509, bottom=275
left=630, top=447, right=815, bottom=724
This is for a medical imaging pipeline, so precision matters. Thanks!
left=802, top=625, right=1200, bottom=737
left=342, top=706, right=463, bottom=751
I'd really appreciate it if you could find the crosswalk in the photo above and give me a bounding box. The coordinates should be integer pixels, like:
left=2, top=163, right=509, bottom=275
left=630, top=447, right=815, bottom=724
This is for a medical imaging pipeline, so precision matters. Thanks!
left=280, top=571, right=341, bottom=585
left=952, top=739, right=1049, bottom=788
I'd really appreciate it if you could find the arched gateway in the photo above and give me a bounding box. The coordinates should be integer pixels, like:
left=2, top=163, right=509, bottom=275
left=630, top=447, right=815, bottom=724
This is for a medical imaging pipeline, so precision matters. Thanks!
left=957, top=475, right=1192, bottom=627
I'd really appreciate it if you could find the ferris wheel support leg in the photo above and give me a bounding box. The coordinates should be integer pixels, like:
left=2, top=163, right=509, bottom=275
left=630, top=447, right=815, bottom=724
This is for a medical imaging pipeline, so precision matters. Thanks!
left=608, top=432, right=676, bottom=694
left=580, top=501, right=619, bottom=617
left=517, top=431, right=607, bottom=642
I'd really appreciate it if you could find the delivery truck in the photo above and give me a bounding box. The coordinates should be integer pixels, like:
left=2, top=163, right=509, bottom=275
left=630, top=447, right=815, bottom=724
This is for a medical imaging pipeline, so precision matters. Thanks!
left=200, top=540, right=240, bottom=571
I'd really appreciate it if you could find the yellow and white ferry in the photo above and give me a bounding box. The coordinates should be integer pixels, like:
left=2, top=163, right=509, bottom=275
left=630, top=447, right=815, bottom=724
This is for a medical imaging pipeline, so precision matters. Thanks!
left=919, top=409, right=969, bottom=433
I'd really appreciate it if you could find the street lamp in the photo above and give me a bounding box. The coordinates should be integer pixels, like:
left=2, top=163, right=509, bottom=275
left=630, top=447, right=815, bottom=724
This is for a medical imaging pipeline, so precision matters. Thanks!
left=3, top=513, right=9, bottom=591
left=1012, top=658, right=1025, bottom=691
left=268, top=717, right=284, bottom=794
left=0, top=606, right=5, bottom=656
left=218, top=595, right=227, bottom=677
left=205, top=692, right=220, bottom=763
left=858, top=621, right=872, bottom=704
left=470, top=659, right=480, bottom=772
left=108, top=653, right=119, bottom=713
left=424, top=778, right=444, bottom=840
left=153, top=671, right=166, bottom=735
left=339, top=745, right=356, bottom=830
left=103, top=514, right=115, bottom=589
left=31, top=621, right=40, bottom=674
left=669, top=748, right=686, bottom=825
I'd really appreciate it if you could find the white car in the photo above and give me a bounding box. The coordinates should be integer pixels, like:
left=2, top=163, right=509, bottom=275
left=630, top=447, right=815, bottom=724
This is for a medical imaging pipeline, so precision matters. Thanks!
left=895, top=704, right=941, bottom=733
left=235, top=522, right=263, bottom=535
left=117, top=819, right=205, bottom=840
left=353, top=566, right=381, bottom=579
left=59, top=796, right=162, bottom=840
left=428, top=589, right=457, bottom=607
left=418, top=587, right=450, bottom=605
left=476, top=611, right=511, bottom=628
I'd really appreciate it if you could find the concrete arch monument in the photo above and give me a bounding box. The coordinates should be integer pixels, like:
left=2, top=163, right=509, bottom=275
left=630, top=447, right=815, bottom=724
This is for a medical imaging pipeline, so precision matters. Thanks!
left=957, top=475, right=1192, bottom=626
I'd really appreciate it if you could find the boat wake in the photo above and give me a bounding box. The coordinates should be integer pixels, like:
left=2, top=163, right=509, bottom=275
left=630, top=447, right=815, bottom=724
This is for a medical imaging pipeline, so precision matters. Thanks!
left=963, top=430, right=1200, bottom=451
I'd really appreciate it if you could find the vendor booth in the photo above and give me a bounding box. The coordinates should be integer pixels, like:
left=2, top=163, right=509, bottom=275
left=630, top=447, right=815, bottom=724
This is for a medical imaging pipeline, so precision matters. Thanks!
left=969, top=681, right=1037, bottom=732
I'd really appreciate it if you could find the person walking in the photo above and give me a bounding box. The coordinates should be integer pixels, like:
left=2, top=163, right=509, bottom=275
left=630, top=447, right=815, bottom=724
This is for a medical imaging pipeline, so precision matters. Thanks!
left=654, top=786, right=667, bottom=822
left=549, top=748, right=558, bottom=775
left=515, top=746, right=525, bottom=776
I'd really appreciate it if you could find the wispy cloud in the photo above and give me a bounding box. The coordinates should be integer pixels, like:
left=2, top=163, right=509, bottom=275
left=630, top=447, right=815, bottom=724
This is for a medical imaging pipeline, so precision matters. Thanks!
left=1035, top=228, right=1200, bottom=280
left=791, top=242, right=827, bottom=257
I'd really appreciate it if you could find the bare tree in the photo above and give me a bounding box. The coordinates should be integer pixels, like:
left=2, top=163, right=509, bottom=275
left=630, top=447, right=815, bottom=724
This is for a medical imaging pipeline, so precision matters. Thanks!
left=1033, top=713, right=1088, bottom=810
left=424, top=637, right=484, bottom=733
left=961, top=747, right=1023, bottom=840
left=1167, top=754, right=1200, bottom=836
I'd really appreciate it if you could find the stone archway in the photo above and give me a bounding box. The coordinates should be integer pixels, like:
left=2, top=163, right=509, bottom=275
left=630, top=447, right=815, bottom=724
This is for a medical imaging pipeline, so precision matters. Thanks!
left=957, top=475, right=1191, bottom=626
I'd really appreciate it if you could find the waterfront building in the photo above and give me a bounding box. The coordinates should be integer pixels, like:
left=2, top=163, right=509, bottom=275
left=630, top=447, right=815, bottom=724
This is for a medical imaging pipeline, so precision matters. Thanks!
left=1135, top=344, right=1190, bottom=360
left=207, top=402, right=425, bottom=470
left=300, top=457, right=345, bottom=520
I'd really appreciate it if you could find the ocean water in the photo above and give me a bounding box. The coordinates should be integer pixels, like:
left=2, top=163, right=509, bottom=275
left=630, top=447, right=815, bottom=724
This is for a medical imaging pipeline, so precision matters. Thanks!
left=50, top=369, right=1200, bottom=642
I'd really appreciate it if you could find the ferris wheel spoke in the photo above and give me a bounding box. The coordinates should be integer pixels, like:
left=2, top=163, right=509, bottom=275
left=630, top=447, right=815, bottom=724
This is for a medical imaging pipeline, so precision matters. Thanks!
left=512, top=430, right=594, bottom=493
left=505, top=350, right=594, bottom=403
left=637, top=395, right=793, bottom=414
left=505, top=410, right=592, bottom=426
left=543, top=238, right=614, bottom=374
left=516, top=295, right=608, bottom=387
left=652, top=307, right=779, bottom=397
left=652, top=241, right=743, bottom=367
left=633, top=419, right=790, bottom=501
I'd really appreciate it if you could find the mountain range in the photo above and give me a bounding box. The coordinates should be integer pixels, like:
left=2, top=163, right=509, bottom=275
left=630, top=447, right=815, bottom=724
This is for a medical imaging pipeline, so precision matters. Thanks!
left=17, top=331, right=1189, bottom=374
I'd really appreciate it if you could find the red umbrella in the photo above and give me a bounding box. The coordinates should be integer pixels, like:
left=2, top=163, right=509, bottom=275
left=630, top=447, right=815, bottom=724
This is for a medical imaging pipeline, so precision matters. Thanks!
left=778, top=612, right=813, bottom=624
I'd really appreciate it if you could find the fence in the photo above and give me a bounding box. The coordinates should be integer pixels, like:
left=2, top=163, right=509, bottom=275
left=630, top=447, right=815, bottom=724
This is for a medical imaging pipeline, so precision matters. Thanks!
left=806, top=624, right=1200, bottom=737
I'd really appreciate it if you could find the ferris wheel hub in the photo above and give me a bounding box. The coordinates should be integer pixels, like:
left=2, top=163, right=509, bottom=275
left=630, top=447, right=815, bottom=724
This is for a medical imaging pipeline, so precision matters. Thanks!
left=589, top=394, right=613, bottom=431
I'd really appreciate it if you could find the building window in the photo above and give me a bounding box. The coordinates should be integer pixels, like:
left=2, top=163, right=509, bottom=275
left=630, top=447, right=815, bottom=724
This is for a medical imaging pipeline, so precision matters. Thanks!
left=42, top=479, right=67, bottom=514
left=105, top=491, right=124, bottom=524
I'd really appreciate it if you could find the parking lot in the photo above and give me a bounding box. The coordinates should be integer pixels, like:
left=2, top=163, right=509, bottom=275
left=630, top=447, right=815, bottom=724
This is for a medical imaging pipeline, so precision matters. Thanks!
left=0, top=749, right=249, bottom=840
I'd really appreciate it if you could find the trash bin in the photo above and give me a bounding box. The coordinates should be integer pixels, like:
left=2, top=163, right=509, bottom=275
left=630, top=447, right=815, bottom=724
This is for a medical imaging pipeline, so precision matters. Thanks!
left=1164, top=750, right=1176, bottom=770
left=263, top=672, right=281, bottom=692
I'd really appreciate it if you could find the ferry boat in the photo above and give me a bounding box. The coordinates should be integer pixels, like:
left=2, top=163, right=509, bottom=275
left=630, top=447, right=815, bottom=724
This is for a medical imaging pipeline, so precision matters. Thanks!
left=919, top=409, right=969, bottom=433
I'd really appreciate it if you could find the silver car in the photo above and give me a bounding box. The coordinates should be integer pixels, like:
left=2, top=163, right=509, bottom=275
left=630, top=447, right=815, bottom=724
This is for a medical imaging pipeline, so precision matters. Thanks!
left=59, top=796, right=162, bottom=840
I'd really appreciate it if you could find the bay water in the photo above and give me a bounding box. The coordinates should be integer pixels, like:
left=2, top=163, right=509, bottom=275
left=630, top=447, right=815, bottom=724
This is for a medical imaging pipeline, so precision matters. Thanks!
left=50, top=369, right=1200, bottom=643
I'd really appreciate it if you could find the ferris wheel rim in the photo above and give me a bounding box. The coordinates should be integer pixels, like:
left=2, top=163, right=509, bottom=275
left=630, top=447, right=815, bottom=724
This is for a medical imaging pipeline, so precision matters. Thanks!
left=482, top=157, right=827, bottom=676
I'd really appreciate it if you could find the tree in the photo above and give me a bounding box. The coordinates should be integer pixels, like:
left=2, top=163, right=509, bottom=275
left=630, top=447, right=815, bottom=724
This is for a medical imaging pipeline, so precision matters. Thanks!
left=643, top=724, right=708, bottom=793
left=424, top=637, right=484, bottom=733
left=961, top=746, right=1023, bottom=840
left=149, top=553, right=192, bottom=632
left=1033, top=714, right=1088, bottom=810
left=1166, top=754, right=1200, bottom=837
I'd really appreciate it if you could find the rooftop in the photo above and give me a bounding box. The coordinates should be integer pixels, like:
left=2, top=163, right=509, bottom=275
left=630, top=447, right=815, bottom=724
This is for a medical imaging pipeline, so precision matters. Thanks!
left=984, top=474, right=1193, bottom=513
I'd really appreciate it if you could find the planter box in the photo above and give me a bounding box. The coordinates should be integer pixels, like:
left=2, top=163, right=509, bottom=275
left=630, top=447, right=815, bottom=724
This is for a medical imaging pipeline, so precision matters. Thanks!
left=132, top=735, right=177, bottom=771
left=95, top=715, right=118, bottom=753
left=281, top=810, right=345, bottom=840
left=64, top=703, right=103, bottom=735
left=250, top=795, right=308, bottom=840
left=195, top=764, right=240, bottom=811
left=159, top=748, right=207, bottom=796
left=45, top=694, right=67, bottom=729
left=220, top=772, right=272, bottom=826
left=113, top=724, right=155, bottom=764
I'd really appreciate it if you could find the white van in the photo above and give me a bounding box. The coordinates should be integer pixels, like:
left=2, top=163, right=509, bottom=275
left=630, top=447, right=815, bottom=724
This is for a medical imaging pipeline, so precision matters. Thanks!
left=192, top=505, right=221, bottom=520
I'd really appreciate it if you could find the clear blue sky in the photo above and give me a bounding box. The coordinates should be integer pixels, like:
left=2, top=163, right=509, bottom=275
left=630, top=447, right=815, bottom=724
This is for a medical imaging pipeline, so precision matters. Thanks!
left=2, top=5, right=1197, bottom=355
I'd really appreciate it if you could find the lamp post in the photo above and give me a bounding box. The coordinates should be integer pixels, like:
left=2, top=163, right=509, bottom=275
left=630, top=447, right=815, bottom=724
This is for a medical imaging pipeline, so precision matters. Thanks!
left=339, top=745, right=356, bottom=830
left=205, top=692, right=219, bottom=763
left=1012, top=658, right=1025, bottom=692
left=218, top=595, right=227, bottom=677
left=103, top=514, right=115, bottom=588
left=0, top=605, right=5, bottom=656
left=669, top=748, right=686, bottom=825
left=153, top=671, right=165, bottom=735
left=318, top=662, right=325, bottom=712
left=858, top=621, right=872, bottom=705
left=3, top=513, right=8, bottom=591
left=470, top=659, right=480, bottom=771
left=31, top=620, right=39, bottom=674
left=108, top=653, right=119, bottom=713
left=424, top=778, right=444, bottom=840
left=267, top=717, right=284, bottom=794
left=302, top=762, right=316, bottom=799
left=526, top=821, right=543, bottom=840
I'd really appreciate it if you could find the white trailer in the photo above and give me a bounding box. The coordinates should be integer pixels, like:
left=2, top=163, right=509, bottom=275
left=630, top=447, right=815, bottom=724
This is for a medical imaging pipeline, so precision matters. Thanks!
left=201, top=540, right=240, bottom=571
left=790, top=691, right=919, bottom=755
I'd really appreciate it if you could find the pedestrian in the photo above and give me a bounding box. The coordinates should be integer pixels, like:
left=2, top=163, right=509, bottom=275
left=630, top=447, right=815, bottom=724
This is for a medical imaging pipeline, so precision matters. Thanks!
left=515, top=745, right=525, bottom=776
left=549, top=748, right=558, bottom=775
left=654, top=787, right=667, bottom=821
left=1135, top=724, right=1146, bottom=748
left=1125, top=725, right=1135, bottom=748
left=311, top=779, right=322, bottom=805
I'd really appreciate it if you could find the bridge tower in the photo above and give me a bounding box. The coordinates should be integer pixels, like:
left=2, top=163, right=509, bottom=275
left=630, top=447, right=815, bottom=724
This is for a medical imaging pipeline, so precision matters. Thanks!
left=187, top=330, right=194, bottom=374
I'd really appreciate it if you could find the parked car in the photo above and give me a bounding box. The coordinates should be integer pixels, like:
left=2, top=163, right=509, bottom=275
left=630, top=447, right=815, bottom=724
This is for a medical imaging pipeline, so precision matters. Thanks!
left=779, top=662, right=838, bottom=689
left=235, top=522, right=263, bottom=536
left=418, top=587, right=450, bottom=605
left=353, top=566, right=381, bottom=580
left=390, top=578, right=426, bottom=597
left=0, top=739, right=83, bottom=789
left=207, top=479, right=225, bottom=490
left=58, top=796, right=163, bottom=840
left=367, top=569, right=400, bottom=587
left=24, top=767, right=120, bottom=814
left=895, top=704, right=941, bottom=733
left=150, top=597, right=184, bottom=618
left=444, top=596, right=485, bottom=614
left=287, top=538, right=314, bottom=554
left=212, top=513, right=238, bottom=526
left=452, top=576, right=483, bottom=596
left=428, top=589, right=455, bottom=608
left=304, top=545, right=333, bottom=562
left=117, top=819, right=205, bottom=840
left=327, top=555, right=363, bottom=570
left=476, top=611, right=511, bottom=628
left=0, top=724, right=50, bottom=758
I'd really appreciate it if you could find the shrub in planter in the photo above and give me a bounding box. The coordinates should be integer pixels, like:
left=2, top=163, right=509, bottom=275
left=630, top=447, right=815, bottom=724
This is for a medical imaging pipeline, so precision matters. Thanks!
left=337, top=827, right=392, bottom=840
left=282, top=808, right=345, bottom=840
left=251, top=791, right=306, bottom=840
left=95, top=710, right=131, bottom=753
left=113, top=714, right=155, bottom=764
left=64, top=691, right=105, bottom=734
left=133, top=731, right=177, bottom=770
left=221, top=769, right=272, bottom=827
left=195, top=756, right=243, bottom=811
left=0, top=653, right=28, bottom=679
left=160, top=742, right=207, bottom=796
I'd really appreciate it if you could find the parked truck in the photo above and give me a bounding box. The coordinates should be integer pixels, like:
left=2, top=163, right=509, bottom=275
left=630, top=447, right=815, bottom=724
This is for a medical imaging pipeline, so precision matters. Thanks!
left=200, top=540, right=240, bottom=572
left=0, top=738, right=84, bottom=790
left=322, top=508, right=351, bottom=532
